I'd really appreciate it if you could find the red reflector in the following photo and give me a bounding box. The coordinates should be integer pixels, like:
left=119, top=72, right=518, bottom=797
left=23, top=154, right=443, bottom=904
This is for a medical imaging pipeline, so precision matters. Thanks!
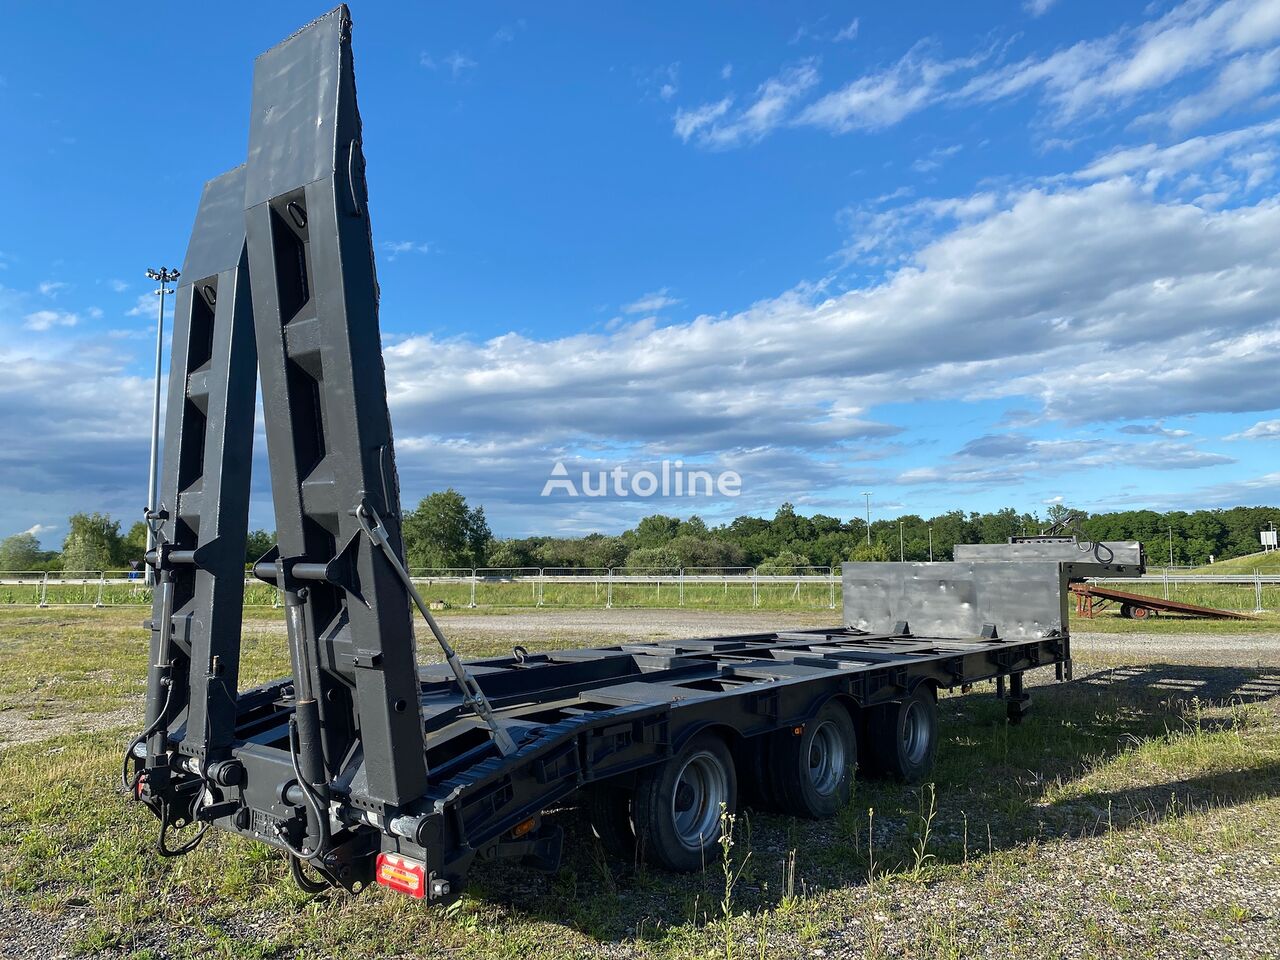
left=376, top=852, right=426, bottom=899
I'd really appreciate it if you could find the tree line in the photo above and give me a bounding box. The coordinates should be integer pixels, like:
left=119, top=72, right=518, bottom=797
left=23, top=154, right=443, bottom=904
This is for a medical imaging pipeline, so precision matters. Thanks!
left=4, top=491, right=1276, bottom=574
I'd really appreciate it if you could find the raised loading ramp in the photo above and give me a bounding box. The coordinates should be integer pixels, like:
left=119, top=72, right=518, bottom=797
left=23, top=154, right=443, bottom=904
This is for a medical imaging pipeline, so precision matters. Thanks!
left=1071, top=583, right=1258, bottom=621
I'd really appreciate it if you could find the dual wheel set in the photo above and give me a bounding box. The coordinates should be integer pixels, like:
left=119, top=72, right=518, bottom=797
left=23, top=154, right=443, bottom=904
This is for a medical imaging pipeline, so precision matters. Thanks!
left=585, top=685, right=938, bottom=871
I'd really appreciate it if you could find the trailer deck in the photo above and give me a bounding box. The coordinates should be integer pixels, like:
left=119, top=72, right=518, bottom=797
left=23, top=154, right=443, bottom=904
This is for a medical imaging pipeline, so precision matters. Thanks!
left=184, top=625, right=1066, bottom=898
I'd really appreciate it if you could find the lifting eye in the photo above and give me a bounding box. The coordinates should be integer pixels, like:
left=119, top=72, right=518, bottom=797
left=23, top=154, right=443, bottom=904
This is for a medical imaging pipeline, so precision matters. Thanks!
left=286, top=200, right=308, bottom=229
left=202, top=284, right=217, bottom=307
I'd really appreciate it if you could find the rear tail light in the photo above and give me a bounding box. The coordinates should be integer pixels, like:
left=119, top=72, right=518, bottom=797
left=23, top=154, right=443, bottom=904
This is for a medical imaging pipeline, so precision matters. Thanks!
left=375, top=852, right=426, bottom=899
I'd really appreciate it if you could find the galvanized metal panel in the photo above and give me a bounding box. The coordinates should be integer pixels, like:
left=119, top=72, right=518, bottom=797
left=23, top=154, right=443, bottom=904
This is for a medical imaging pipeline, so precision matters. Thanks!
left=841, top=560, right=1068, bottom=638
left=954, top=539, right=1144, bottom=571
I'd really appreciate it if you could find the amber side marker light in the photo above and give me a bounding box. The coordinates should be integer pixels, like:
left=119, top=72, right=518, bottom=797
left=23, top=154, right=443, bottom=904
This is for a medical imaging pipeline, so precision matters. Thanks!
left=376, top=852, right=426, bottom=898
left=512, top=817, right=536, bottom=838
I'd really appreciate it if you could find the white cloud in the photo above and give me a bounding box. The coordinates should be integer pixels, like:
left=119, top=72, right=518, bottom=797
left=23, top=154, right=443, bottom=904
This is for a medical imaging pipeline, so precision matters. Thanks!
left=673, top=98, right=733, bottom=142
left=622, top=289, right=682, bottom=314
left=1152, top=47, right=1280, bottom=131
left=1118, top=423, right=1192, bottom=438
left=1226, top=418, right=1280, bottom=440
left=674, top=62, right=819, bottom=148
left=108, top=279, right=129, bottom=293
left=8, top=122, right=1280, bottom=532
left=23, top=309, right=78, bottom=331
left=676, top=0, right=1280, bottom=150
left=22, top=523, right=55, bottom=537
left=364, top=165, right=1280, bottom=522
left=382, top=240, right=433, bottom=260
left=834, top=19, right=860, bottom=42
left=1078, top=118, right=1280, bottom=183
left=721, top=63, right=733, bottom=80
left=38, top=281, right=67, bottom=297
left=421, top=51, right=477, bottom=79
left=659, top=63, right=680, bottom=101
left=965, top=0, right=1280, bottom=123
left=798, top=44, right=984, bottom=133
left=1025, top=0, right=1058, bottom=16
left=912, top=144, right=963, bottom=174
left=493, top=23, right=522, bottom=44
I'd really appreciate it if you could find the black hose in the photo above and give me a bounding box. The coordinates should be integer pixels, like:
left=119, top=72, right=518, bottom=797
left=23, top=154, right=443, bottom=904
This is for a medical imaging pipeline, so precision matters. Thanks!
left=278, top=716, right=330, bottom=864
left=157, top=783, right=210, bottom=857
left=289, top=853, right=334, bottom=894
left=121, top=678, right=174, bottom=792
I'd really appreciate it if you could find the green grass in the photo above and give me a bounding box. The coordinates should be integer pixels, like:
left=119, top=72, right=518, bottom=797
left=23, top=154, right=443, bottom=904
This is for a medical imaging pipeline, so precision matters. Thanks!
left=1, top=609, right=1278, bottom=957
left=0, top=579, right=839, bottom=611
left=1186, top=551, right=1280, bottom=575
left=1069, top=607, right=1280, bottom=633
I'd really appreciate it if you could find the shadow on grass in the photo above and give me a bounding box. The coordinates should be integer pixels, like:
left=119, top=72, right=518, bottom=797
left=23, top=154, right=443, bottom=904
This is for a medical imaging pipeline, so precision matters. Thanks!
left=463, top=662, right=1280, bottom=943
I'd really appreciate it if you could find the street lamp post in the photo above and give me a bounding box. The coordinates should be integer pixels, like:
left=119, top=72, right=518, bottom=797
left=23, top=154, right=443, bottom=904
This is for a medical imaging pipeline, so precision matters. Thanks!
left=928, top=525, right=933, bottom=562
left=144, top=266, right=180, bottom=586
left=899, top=520, right=904, bottom=562
left=1168, top=522, right=1174, bottom=570
left=861, top=492, right=872, bottom=546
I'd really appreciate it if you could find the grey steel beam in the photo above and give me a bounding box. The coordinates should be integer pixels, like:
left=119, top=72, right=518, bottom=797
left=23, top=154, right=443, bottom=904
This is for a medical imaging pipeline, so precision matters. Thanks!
left=144, top=165, right=257, bottom=764
left=243, top=5, right=428, bottom=808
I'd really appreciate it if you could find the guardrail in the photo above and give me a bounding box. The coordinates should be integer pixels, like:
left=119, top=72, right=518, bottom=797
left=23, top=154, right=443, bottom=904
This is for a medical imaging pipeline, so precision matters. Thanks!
left=4, top=568, right=1273, bottom=612
left=0, top=567, right=842, bottom=610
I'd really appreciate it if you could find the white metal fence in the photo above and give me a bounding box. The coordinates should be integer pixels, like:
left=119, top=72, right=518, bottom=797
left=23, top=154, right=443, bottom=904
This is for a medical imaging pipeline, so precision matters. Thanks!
left=3, top=568, right=1274, bottom=612
left=0, top=567, right=842, bottom=610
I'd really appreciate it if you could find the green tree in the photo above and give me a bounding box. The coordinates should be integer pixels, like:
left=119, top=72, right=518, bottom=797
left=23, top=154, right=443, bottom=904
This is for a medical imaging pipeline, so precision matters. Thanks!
left=756, top=550, right=812, bottom=574
left=123, top=521, right=149, bottom=562
left=624, top=546, right=681, bottom=569
left=402, top=490, right=491, bottom=569
left=581, top=535, right=630, bottom=569
left=0, top=532, right=42, bottom=570
left=850, top=541, right=892, bottom=562
left=487, top=538, right=537, bottom=570
left=61, top=512, right=124, bottom=571
left=245, top=529, right=276, bottom=565
left=667, top=535, right=744, bottom=569
left=633, top=515, right=681, bottom=548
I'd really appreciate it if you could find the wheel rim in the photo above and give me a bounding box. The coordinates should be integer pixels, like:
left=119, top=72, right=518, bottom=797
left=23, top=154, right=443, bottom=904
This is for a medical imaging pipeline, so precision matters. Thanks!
left=807, top=720, right=846, bottom=795
left=902, top=700, right=931, bottom=765
left=670, top=750, right=728, bottom=849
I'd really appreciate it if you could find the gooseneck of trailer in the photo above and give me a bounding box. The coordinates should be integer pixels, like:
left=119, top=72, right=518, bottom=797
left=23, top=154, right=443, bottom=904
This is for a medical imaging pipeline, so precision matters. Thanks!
left=127, top=5, right=1146, bottom=903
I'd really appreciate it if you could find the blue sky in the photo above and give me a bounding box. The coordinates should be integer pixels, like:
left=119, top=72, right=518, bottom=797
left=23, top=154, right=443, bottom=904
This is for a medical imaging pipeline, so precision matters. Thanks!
left=2, top=0, right=1280, bottom=545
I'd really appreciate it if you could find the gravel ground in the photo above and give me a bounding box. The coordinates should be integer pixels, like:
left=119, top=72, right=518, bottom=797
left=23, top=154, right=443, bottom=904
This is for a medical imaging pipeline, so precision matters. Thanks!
left=4, top=609, right=1279, bottom=959
left=1073, top=629, right=1280, bottom=666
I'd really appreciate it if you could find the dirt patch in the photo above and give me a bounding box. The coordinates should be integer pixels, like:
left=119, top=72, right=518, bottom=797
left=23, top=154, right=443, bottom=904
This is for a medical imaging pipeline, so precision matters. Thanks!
left=0, top=704, right=138, bottom=749
left=1073, top=629, right=1280, bottom=666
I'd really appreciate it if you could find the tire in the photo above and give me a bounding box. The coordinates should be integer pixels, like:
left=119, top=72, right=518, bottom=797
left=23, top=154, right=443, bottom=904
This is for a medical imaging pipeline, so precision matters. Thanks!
left=771, top=700, right=857, bottom=818
left=1120, top=603, right=1135, bottom=619
left=1130, top=605, right=1153, bottom=620
left=865, top=685, right=937, bottom=783
left=584, top=784, right=635, bottom=859
left=633, top=731, right=737, bottom=872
